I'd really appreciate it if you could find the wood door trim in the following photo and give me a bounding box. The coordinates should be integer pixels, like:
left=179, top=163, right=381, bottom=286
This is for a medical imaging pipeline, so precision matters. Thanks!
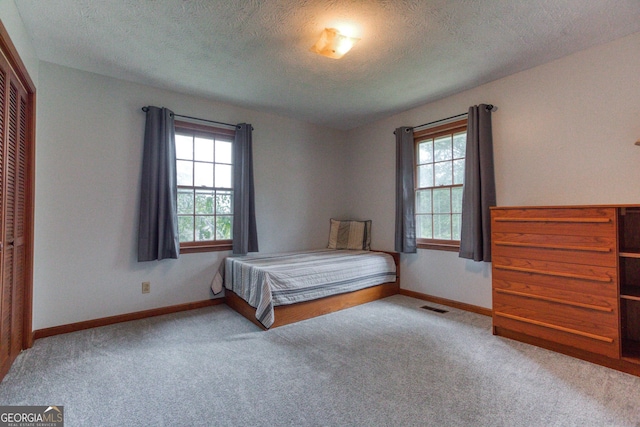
left=0, top=21, right=35, bottom=94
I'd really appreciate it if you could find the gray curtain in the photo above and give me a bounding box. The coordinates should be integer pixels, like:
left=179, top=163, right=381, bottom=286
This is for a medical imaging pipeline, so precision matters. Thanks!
left=394, top=126, right=417, bottom=253
left=232, top=123, right=259, bottom=255
left=459, top=104, right=496, bottom=262
left=138, top=106, right=179, bottom=261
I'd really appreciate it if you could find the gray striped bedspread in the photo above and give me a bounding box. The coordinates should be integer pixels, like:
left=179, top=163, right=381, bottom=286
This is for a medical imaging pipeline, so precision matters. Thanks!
left=211, top=249, right=397, bottom=328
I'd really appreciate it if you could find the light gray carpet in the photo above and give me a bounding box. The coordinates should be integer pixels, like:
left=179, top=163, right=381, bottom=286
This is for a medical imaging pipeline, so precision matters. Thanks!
left=2, top=295, right=640, bottom=426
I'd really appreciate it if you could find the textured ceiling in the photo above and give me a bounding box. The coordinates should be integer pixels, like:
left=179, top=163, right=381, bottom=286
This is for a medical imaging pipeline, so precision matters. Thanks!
left=14, top=0, right=640, bottom=130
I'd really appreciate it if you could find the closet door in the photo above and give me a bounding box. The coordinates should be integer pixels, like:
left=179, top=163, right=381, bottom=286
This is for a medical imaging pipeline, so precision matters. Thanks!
left=0, top=45, right=30, bottom=380
left=0, top=51, right=7, bottom=376
left=6, top=66, right=27, bottom=359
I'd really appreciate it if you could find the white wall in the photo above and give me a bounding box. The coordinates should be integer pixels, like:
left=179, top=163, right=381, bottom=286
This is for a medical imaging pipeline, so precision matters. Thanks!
left=33, top=62, right=348, bottom=329
left=0, top=0, right=38, bottom=86
left=14, top=0, right=640, bottom=326
left=346, top=31, right=640, bottom=309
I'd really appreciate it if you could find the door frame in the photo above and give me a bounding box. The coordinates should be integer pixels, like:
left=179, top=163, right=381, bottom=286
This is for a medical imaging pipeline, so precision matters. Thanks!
left=0, top=19, right=36, bottom=350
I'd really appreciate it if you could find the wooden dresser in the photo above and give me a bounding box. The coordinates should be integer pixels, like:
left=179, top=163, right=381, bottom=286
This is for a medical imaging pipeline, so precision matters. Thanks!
left=491, top=205, right=640, bottom=376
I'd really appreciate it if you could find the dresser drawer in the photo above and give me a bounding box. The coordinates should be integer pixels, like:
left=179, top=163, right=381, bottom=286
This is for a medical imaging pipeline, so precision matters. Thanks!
left=493, top=279, right=618, bottom=313
left=492, top=232, right=616, bottom=267
left=493, top=291, right=619, bottom=358
left=492, top=207, right=616, bottom=237
left=489, top=205, right=629, bottom=366
left=492, top=256, right=617, bottom=298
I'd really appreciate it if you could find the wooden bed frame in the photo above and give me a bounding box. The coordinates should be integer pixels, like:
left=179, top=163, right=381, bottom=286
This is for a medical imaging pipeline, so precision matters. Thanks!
left=224, top=251, right=400, bottom=330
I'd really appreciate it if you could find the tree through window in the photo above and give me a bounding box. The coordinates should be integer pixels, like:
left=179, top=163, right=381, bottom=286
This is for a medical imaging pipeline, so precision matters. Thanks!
left=175, top=121, right=235, bottom=252
left=414, top=119, right=467, bottom=251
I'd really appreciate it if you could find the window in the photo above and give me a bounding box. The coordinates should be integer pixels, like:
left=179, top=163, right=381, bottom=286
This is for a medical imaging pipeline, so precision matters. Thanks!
left=175, top=121, right=235, bottom=253
left=414, top=119, right=467, bottom=251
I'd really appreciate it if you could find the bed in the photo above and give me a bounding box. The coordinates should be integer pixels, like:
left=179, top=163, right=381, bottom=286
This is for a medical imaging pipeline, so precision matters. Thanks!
left=211, top=248, right=399, bottom=329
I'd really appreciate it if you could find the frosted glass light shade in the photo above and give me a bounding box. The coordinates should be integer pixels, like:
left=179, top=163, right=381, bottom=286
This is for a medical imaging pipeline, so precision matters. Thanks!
left=310, top=28, right=360, bottom=59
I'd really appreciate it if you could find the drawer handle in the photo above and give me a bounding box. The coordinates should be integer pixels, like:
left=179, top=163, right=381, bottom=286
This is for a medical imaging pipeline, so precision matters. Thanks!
left=495, top=264, right=612, bottom=283
left=494, top=241, right=612, bottom=253
left=495, top=217, right=611, bottom=223
left=494, top=288, right=614, bottom=312
left=494, top=312, right=614, bottom=343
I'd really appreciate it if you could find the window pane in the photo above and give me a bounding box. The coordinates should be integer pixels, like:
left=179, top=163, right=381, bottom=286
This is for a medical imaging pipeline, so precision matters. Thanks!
left=194, top=137, right=214, bottom=162
left=216, top=140, right=233, bottom=164
left=433, top=188, right=451, bottom=214
left=453, top=132, right=466, bottom=159
left=418, top=140, right=433, bottom=164
left=178, top=216, right=194, bottom=242
left=215, top=164, right=233, bottom=189
left=413, top=121, right=466, bottom=245
left=452, top=186, right=463, bottom=213
left=416, top=214, right=432, bottom=239
left=175, top=134, right=193, bottom=160
left=177, top=189, right=194, bottom=214
left=194, top=162, right=214, bottom=187
left=195, top=216, right=216, bottom=241
left=195, top=190, right=215, bottom=214
left=416, top=189, right=432, bottom=214
left=452, top=214, right=462, bottom=240
left=453, top=159, right=465, bottom=185
left=434, top=161, right=453, bottom=186
left=417, top=164, right=433, bottom=188
left=433, top=214, right=452, bottom=240
left=434, top=136, right=452, bottom=161
left=216, top=216, right=233, bottom=240
left=177, top=160, right=193, bottom=186
left=216, top=191, right=233, bottom=214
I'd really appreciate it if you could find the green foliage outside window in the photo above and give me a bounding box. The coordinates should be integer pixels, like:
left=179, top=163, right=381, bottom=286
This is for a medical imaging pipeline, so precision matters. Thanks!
left=415, top=129, right=466, bottom=241
left=175, top=128, right=234, bottom=244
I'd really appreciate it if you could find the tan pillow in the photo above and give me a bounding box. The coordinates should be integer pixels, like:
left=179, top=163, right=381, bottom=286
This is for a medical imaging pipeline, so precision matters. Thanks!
left=327, top=219, right=372, bottom=250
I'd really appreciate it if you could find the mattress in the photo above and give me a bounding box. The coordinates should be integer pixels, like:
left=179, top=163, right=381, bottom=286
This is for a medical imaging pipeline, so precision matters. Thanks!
left=211, top=249, right=397, bottom=328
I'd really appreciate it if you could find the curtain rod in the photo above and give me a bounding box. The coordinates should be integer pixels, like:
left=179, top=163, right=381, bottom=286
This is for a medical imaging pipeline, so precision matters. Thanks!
left=141, top=107, right=238, bottom=129
left=411, top=104, right=497, bottom=131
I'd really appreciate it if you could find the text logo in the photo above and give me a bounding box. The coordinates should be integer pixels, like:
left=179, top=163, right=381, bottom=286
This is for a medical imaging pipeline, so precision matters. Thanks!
left=0, top=406, right=64, bottom=427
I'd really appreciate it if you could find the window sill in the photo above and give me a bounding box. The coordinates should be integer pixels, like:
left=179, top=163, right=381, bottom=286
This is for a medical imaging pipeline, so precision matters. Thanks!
left=180, top=241, right=232, bottom=254
left=417, top=240, right=460, bottom=253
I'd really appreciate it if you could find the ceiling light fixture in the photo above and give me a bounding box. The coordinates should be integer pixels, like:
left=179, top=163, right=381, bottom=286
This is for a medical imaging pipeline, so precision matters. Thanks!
left=310, top=28, right=360, bottom=59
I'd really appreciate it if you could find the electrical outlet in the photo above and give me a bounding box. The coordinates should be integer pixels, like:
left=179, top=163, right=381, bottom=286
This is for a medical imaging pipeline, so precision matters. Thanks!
left=142, top=281, right=151, bottom=294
